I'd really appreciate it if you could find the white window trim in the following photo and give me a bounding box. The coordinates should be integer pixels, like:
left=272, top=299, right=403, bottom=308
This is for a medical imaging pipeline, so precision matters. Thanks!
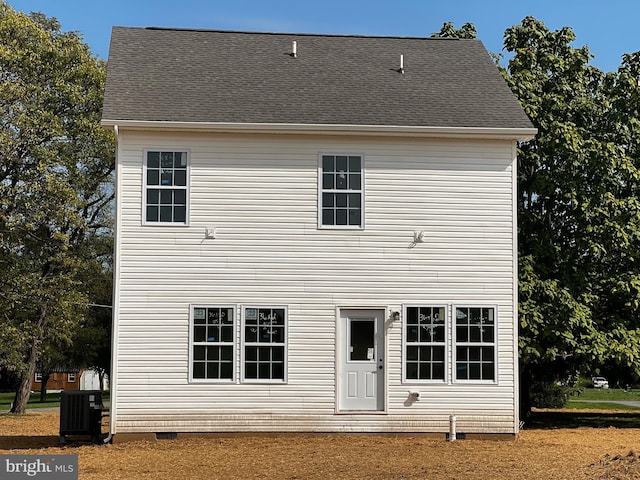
left=142, top=148, right=191, bottom=226
left=188, top=305, right=237, bottom=383
left=67, top=373, right=77, bottom=383
left=401, top=304, right=448, bottom=384
left=317, top=153, right=365, bottom=230
left=452, top=305, right=498, bottom=384
left=35, top=372, right=43, bottom=382
left=240, top=305, right=288, bottom=384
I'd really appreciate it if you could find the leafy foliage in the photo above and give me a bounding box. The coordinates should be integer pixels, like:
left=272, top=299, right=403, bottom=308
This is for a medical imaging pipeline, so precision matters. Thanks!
left=431, top=22, right=477, bottom=39
left=0, top=3, right=114, bottom=412
left=502, top=17, right=640, bottom=402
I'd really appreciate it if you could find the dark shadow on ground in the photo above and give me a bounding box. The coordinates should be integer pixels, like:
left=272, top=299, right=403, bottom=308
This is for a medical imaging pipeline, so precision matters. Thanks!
left=525, top=409, right=640, bottom=429
left=0, top=436, right=60, bottom=449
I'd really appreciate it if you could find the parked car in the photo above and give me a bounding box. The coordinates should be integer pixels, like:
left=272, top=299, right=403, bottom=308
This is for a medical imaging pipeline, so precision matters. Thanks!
left=592, top=376, right=609, bottom=389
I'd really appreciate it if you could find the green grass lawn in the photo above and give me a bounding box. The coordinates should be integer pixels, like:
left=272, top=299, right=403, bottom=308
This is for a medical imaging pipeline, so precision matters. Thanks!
left=0, top=391, right=109, bottom=410
left=565, top=401, right=640, bottom=411
left=0, top=392, right=62, bottom=410
left=570, top=387, right=640, bottom=402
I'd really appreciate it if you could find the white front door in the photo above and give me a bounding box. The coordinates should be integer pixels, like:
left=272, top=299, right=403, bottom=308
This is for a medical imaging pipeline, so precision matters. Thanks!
left=338, top=309, right=385, bottom=411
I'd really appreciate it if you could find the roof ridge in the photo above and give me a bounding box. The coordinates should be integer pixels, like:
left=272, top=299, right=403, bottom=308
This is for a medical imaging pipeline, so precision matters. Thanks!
left=140, top=26, right=465, bottom=41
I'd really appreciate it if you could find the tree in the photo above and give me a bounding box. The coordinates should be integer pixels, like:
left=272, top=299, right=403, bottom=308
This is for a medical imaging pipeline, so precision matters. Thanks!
left=0, top=3, right=114, bottom=413
left=431, top=22, right=477, bottom=39
left=502, top=17, right=640, bottom=410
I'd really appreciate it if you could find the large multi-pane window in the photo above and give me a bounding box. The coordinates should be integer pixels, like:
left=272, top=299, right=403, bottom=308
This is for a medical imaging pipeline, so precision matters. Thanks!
left=191, top=306, right=235, bottom=381
left=243, top=307, right=287, bottom=382
left=455, top=307, right=495, bottom=381
left=144, top=150, right=188, bottom=224
left=404, top=306, right=446, bottom=381
left=319, top=154, right=363, bottom=228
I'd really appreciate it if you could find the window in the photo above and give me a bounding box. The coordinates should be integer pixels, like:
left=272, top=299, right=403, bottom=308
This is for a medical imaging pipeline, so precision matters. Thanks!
left=34, top=372, right=42, bottom=382
left=67, top=373, right=76, bottom=383
left=191, top=306, right=235, bottom=381
left=319, top=154, right=363, bottom=228
left=455, top=307, right=495, bottom=381
left=144, top=150, right=188, bottom=224
left=243, top=307, right=287, bottom=382
left=404, top=306, right=446, bottom=381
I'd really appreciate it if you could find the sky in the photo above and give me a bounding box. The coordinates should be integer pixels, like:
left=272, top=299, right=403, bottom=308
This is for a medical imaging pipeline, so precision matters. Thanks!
left=6, top=0, right=640, bottom=73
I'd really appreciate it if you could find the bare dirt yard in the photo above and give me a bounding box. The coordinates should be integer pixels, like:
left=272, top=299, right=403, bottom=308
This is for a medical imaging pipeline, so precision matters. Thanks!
left=1, top=410, right=640, bottom=479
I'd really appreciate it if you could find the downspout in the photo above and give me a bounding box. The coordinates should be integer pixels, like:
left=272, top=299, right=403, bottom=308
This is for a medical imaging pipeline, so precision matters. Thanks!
left=103, top=124, right=119, bottom=444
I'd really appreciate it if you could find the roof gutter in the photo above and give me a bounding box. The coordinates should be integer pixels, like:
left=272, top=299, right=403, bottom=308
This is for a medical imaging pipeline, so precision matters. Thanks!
left=101, top=119, right=537, bottom=141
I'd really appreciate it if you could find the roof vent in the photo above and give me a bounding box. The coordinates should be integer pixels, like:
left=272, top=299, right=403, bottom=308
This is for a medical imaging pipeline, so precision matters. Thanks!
left=292, top=40, right=297, bottom=58
left=399, top=54, right=405, bottom=74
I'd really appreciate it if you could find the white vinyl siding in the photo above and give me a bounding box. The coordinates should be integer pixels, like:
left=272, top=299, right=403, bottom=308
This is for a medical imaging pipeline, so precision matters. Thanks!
left=112, top=130, right=518, bottom=434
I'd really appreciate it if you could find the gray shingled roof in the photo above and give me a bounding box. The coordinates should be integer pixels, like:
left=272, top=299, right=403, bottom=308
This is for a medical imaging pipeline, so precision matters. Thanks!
left=102, top=27, right=533, bottom=130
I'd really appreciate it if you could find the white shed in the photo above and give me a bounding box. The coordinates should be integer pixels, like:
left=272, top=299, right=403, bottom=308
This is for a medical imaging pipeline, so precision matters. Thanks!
left=102, top=27, right=535, bottom=442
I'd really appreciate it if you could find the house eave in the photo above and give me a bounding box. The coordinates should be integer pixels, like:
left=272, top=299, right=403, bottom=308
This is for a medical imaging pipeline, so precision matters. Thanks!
left=101, top=119, right=537, bottom=141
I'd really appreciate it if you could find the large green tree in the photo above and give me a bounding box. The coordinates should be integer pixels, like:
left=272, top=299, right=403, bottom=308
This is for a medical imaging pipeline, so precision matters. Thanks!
left=0, top=3, right=114, bottom=413
left=503, top=17, right=640, bottom=407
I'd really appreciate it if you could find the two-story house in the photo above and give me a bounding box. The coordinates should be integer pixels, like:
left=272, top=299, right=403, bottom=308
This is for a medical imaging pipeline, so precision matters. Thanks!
left=102, top=27, right=535, bottom=443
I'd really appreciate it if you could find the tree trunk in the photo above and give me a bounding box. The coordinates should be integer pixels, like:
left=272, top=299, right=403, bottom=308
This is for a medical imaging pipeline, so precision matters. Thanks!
left=39, top=372, right=50, bottom=402
left=98, top=370, right=105, bottom=391
left=10, top=340, right=38, bottom=413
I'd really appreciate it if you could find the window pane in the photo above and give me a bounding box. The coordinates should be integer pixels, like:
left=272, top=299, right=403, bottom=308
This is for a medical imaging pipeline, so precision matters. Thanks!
left=207, top=326, right=219, bottom=342
left=336, top=155, right=348, bottom=172
left=470, top=326, right=481, bottom=342
left=193, top=346, right=205, bottom=361
left=406, top=307, right=418, bottom=325
left=160, top=189, right=173, bottom=204
left=147, top=151, right=160, bottom=168
left=348, top=194, right=361, bottom=208
left=174, top=170, right=187, bottom=187
left=146, top=206, right=159, bottom=222
left=456, top=363, right=468, bottom=380
left=406, top=363, right=418, bottom=379
left=482, top=363, right=495, bottom=380
left=193, top=362, right=205, bottom=378
left=207, top=363, right=219, bottom=379
left=271, top=326, right=284, bottom=343
left=349, top=174, right=361, bottom=190
left=336, top=174, right=347, bottom=189
left=272, top=362, right=284, bottom=380
left=258, top=363, right=271, bottom=379
left=174, top=152, right=187, bottom=168
left=322, top=193, right=334, bottom=207
left=322, top=155, right=334, bottom=172
left=272, top=347, right=284, bottom=362
left=469, top=363, right=481, bottom=379
left=433, top=346, right=445, bottom=362
left=336, top=209, right=347, bottom=225
left=348, top=209, right=360, bottom=225
left=207, top=346, right=219, bottom=360
left=432, top=362, right=445, bottom=380
left=406, top=325, right=418, bottom=343
left=245, top=363, right=257, bottom=379
left=194, top=326, right=206, bottom=343
left=160, top=206, right=173, bottom=222
left=161, top=152, right=174, bottom=168
left=220, top=362, right=233, bottom=379
left=456, top=326, right=468, bottom=342
left=456, top=308, right=468, bottom=323
left=221, top=326, right=233, bottom=342
left=258, top=347, right=271, bottom=361
left=483, top=325, right=494, bottom=343
left=456, top=347, right=467, bottom=361
left=350, top=320, right=374, bottom=361
left=147, top=169, right=159, bottom=185
left=348, top=156, right=361, bottom=172
left=161, top=170, right=173, bottom=186
left=147, top=189, right=159, bottom=204
left=174, top=206, right=186, bottom=223
left=322, top=209, right=334, bottom=225
left=245, top=346, right=257, bottom=361
left=221, top=346, right=233, bottom=361
left=245, top=326, right=257, bottom=343
left=323, top=173, right=334, bottom=189
left=336, top=194, right=347, bottom=207
left=469, top=347, right=480, bottom=361
left=406, top=346, right=418, bottom=361
left=433, top=325, right=445, bottom=342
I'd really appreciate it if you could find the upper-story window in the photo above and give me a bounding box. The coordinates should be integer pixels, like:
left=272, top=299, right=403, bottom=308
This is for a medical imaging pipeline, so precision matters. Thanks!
left=144, top=150, right=189, bottom=224
left=319, top=154, right=363, bottom=228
